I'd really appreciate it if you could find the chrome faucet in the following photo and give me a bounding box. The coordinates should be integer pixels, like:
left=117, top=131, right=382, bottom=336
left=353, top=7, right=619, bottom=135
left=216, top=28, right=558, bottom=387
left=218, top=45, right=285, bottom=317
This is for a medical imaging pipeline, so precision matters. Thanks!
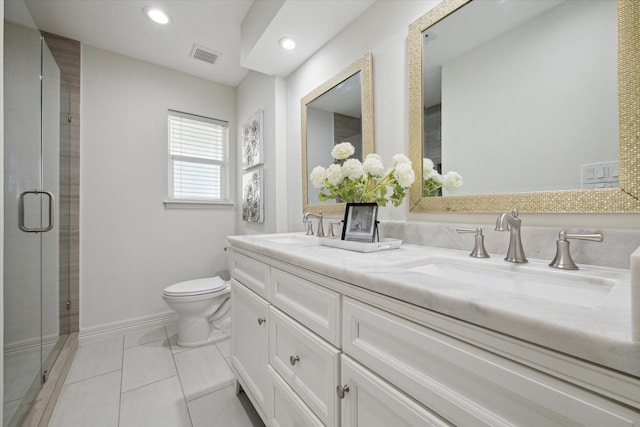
left=495, top=209, right=527, bottom=263
left=303, top=211, right=324, bottom=237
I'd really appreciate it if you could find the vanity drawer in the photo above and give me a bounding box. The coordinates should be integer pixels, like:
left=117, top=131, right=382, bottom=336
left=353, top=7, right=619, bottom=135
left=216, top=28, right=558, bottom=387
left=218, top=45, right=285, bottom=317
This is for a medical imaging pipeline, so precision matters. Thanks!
left=267, top=365, right=324, bottom=427
left=270, top=267, right=341, bottom=347
left=230, top=251, right=270, bottom=299
left=269, top=306, right=340, bottom=427
left=343, top=297, right=640, bottom=427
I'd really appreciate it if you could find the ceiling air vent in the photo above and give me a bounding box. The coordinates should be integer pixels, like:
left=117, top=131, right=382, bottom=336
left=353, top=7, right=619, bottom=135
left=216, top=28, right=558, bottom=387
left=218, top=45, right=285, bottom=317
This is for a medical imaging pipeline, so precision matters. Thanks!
left=190, top=44, right=219, bottom=65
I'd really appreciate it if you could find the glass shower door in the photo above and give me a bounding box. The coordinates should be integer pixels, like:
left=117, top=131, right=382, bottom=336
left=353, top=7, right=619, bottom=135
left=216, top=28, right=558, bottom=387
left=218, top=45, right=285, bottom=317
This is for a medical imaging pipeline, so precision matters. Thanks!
left=3, top=1, right=67, bottom=424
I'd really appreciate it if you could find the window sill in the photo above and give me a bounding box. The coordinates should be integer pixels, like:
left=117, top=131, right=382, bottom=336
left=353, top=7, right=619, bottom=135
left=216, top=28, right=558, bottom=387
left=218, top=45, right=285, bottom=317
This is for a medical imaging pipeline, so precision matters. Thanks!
left=163, top=200, right=234, bottom=209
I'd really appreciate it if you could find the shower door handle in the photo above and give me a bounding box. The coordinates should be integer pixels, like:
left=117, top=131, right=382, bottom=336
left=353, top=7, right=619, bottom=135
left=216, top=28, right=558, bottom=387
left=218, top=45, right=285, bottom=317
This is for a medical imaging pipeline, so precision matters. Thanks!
left=19, top=190, right=55, bottom=233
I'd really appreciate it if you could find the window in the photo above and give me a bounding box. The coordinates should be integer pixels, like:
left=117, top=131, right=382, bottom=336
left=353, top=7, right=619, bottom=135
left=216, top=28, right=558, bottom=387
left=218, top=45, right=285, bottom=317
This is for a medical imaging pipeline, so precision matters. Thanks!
left=167, top=110, right=229, bottom=204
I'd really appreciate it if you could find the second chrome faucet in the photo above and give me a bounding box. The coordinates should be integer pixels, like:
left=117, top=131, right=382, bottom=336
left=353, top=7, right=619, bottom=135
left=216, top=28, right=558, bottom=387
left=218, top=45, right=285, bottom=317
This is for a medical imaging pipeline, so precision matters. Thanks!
left=495, top=209, right=527, bottom=263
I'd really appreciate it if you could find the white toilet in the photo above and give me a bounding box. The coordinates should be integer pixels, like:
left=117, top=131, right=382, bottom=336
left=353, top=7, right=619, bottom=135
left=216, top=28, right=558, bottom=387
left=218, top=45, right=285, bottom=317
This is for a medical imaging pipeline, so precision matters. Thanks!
left=163, top=276, right=231, bottom=347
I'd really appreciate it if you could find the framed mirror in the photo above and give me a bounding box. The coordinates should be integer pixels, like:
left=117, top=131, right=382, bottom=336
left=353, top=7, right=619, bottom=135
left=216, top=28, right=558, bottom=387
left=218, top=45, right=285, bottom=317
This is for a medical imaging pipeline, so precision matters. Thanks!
left=302, top=52, right=374, bottom=214
left=408, top=0, right=640, bottom=213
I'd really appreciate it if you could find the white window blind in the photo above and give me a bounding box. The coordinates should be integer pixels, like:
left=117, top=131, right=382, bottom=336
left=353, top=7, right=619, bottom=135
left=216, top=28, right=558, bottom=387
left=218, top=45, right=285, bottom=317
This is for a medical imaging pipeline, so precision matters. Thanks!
left=168, top=110, right=229, bottom=203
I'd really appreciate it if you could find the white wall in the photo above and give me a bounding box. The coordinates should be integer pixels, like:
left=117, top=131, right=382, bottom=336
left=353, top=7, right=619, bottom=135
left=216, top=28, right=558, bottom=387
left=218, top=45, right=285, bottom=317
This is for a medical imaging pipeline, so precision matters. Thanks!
left=442, top=0, right=617, bottom=195
left=236, top=70, right=288, bottom=235
left=286, top=0, right=640, bottom=230
left=80, top=46, right=237, bottom=332
left=306, top=107, right=333, bottom=203
left=286, top=0, right=442, bottom=229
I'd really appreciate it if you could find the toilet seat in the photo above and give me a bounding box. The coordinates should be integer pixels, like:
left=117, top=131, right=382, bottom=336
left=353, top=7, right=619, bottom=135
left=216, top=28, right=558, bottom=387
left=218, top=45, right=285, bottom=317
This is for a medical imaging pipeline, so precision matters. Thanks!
left=163, top=277, right=226, bottom=297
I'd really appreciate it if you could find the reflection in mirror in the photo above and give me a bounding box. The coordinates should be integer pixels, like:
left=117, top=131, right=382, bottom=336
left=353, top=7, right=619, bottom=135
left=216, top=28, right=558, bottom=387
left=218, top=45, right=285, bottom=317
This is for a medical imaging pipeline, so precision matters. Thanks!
left=408, top=0, right=640, bottom=213
left=302, top=52, right=374, bottom=214
left=423, top=0, right=617, bottom=196
left=307, top=72, right=363, bottom=204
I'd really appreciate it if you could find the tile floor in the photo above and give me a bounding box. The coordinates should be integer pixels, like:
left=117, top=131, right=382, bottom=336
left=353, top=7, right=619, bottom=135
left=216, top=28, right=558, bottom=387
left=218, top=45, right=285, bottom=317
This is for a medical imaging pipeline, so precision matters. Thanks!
left=48, top=324, right=265, bottom=427
left=4, top=342, right=57, bottom=425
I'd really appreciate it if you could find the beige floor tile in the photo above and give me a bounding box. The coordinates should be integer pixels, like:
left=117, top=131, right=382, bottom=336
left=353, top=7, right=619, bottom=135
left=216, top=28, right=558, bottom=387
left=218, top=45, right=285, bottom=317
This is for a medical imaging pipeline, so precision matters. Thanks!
left=121, top=339, right=176, bottom=392
left=174, top=344, right=234, bottom=401
left=188, top=386, right=264, bottom=427
left=120, top=376, right=191, bottom=427
left=49, top=371, right=121, bottom=427
left=65, top=336, right=123, bottom=384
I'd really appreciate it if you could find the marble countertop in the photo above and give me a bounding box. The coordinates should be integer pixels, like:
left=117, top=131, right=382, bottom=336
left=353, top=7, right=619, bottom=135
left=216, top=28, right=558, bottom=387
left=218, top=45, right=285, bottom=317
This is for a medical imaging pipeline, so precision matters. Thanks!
left=227, top=233, right=640, bottom=378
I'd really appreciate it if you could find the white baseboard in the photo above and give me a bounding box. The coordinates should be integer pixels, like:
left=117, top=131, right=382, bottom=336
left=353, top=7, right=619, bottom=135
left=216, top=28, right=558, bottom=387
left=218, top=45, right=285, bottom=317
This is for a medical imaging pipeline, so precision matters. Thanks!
left=4, top=333, right=61, bottom=357
left=79, top=311, right=179, bottom=344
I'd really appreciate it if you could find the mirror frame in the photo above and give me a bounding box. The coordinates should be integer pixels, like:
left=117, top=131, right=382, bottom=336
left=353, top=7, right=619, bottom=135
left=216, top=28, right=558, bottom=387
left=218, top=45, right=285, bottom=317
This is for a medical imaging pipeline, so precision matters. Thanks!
left=408, top=0, right=640, bottom=213
left=302, top=52, right=374, bottom=215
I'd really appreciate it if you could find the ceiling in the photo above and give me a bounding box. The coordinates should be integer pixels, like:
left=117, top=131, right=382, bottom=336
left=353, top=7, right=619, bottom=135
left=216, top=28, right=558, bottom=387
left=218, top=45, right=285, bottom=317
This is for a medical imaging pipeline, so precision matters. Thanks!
left=20, top=0, right=375, bottom=87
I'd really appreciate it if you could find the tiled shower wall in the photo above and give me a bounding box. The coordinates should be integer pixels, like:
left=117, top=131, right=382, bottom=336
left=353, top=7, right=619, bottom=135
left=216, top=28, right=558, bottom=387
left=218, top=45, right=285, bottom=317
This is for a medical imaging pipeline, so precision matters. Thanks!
left=42, top=32, right=80, bottom=334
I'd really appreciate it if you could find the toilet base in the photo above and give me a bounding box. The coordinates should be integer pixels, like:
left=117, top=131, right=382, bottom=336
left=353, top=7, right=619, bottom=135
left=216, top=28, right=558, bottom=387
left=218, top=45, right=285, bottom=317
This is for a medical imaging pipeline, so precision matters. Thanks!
left=176, top=314, right=231, bottom=348
left=177, top=328, right=230, bottom=348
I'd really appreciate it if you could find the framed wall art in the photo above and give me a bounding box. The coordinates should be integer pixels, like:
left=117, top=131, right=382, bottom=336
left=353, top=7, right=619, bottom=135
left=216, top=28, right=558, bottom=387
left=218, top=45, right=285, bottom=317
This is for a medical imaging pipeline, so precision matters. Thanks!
left=242, top=167, right=264, bottom=223
left=242, top=110, right=264, bottom=169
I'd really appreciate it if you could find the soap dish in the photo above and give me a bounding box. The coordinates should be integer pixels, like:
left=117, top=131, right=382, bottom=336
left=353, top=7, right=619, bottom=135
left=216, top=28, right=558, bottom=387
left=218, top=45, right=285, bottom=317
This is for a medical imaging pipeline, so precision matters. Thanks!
left=319, top=237, right=402, bottom=253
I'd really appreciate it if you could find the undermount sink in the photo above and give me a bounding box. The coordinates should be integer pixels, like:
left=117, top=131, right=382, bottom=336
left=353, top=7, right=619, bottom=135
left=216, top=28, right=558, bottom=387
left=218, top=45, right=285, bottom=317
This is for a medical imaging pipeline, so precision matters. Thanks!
left=398, top=256, right=616, bottom=309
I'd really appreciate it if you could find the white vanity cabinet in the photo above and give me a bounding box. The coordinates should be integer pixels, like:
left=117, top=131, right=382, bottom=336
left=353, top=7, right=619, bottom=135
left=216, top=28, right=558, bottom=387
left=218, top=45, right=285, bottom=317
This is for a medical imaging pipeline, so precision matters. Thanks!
left=230, top=248, right=342, bottom=426
left=342, top=297, right=640, bottom=427
left=229, top=240, right=640, bottom=427
left=231, top=280, right=270, bottom=421
left=230, top=251, right=271, bottom=423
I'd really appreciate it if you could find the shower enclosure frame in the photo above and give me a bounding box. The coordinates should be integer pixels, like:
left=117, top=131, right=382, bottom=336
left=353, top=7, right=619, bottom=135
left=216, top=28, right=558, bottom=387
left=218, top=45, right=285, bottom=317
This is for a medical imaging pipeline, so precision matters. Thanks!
left=3, top=20, right=80, bottom=426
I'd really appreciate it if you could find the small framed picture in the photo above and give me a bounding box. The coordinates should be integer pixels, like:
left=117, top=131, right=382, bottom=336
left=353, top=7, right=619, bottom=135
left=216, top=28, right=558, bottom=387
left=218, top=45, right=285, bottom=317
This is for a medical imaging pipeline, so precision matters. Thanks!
left=341, top=203, right=379, bottom=242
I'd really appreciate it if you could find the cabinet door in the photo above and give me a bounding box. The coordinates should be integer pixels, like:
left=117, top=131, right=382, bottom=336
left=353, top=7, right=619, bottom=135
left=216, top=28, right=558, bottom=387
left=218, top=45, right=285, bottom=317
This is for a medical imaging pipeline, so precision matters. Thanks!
left=231, top=280, right=270, bottom=420
left=269, top=306, right=340, bottom=426
left=340, top=356, right=451, bottom=427
left=267, top=366, right=324, bottom=427
left=343, top=297, right=640, bottom=427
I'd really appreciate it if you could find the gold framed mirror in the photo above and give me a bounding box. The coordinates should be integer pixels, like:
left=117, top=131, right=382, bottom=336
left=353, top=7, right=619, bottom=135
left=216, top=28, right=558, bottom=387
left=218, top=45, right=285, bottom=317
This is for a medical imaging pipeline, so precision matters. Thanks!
left=408, top=0, right=640, bottom=213
left=302, top=52, right=374, bottom=214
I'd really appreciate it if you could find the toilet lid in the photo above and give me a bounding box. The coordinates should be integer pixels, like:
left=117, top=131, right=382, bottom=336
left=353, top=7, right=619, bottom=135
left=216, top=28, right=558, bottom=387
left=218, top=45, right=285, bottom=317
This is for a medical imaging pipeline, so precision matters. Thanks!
left=163, top=277, right=226, bottom=297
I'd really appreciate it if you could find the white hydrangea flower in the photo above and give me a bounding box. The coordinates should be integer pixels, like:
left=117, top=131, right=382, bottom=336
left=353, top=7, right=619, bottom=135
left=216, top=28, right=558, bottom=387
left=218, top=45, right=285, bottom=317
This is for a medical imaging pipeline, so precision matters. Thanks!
left=441, top=171, right=463, bottom=191
left=423, top=158, right=435, bottom=178
left=342, top=158, right=363, bottom=180
left=309, top=166, right=326, bottom=189
left=424, top=168, right=441, bottom=181
left=331, top=142, right=355, bottom=160
left=393, top=153, right=411, bottom=167
left=325, top=163, right=345, bottom=186
left=393, top=162, right=415, bottom=188
left=363, top=153, right=385, bottom=177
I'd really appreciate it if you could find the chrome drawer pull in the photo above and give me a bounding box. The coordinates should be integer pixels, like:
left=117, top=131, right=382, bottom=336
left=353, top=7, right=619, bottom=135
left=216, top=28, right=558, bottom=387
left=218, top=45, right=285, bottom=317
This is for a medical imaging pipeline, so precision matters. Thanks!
left=289, top=355, right=300, bottom=366
left=257, top=317, right=266, bottom=325
left=336, top=385, right=350, bottom=399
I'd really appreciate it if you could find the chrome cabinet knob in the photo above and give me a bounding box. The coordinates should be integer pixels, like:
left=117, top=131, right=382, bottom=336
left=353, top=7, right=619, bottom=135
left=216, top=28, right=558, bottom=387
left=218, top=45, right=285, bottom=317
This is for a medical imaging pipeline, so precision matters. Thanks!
left=336, top=384, right=350, bottom=399
left=257, top=317, right=266, bottom=325
left=289, top=355, right=300, bottom=366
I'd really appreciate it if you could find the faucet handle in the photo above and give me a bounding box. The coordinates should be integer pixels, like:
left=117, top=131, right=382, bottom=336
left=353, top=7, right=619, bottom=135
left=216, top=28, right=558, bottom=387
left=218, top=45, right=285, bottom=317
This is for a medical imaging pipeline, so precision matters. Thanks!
left=327, top=221, right=342, bottom=238
left=303, top=220, right=314, bottom=236
left=316, top=211, right=325, bottom=238
left=456, top=227, right=490, bottom=258
left=549, top=230, right=603, bottom=270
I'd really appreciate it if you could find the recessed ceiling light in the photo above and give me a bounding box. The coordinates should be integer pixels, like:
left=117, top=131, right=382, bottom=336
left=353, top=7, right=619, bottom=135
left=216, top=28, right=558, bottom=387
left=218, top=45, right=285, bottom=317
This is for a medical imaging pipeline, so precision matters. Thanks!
left=278, top=37, right=296, bottom=50
left=143, top=6, right=171, bottom=25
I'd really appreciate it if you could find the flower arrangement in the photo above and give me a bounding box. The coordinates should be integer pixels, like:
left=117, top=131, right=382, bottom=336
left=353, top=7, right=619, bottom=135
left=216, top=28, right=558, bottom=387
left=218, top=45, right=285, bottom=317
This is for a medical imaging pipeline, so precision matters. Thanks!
left=309, top=142, right=415, bottom=207
left=422, top=158, right=463, bottom=197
